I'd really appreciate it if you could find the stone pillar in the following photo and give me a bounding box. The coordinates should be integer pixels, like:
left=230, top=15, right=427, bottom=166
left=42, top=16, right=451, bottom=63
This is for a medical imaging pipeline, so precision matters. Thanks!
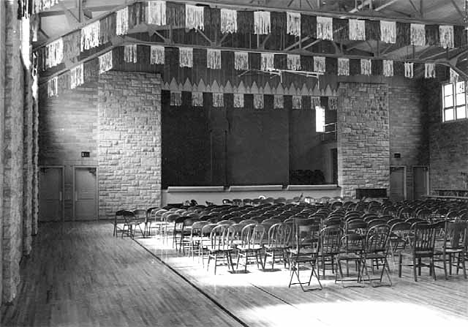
left=337, top=83, right=390, bottom=198
left=0, top=0, right=6, bottom=305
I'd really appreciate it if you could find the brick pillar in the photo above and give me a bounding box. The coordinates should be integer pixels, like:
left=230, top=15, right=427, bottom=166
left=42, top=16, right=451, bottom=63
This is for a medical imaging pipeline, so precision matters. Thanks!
left=2, top=0, right=25, bottom=303
left=337, top=83, right=390, bottom=198
left=98, top=72, right=162, bottom=218
left=0, top=0, right=6, bottom=305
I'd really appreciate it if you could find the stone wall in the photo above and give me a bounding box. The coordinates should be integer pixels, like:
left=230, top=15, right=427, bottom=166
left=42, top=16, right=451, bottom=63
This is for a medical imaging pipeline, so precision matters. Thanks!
left=337, top=83, right=390, bottom=198
left=98, top=72, right=162, bottom=219
left=0, top=0, right=6, bottom=305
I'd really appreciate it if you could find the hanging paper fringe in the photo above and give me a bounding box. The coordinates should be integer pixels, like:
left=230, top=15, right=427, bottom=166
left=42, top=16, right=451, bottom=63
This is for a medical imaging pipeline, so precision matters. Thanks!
left=314, top=56, right=326, bottom=73
left=316, top=16, right=333, bottom=40
left=286, top=12, right=301, bottom=37
left=328, top=97, right=338, bottom=110
left=361, top=59, right=372, bottom=75
left=338, top=58, right=349, bottom=76
left=45, top=38, right=63, bottom=69
left=254, top=94, right=264, bottom=109
left=147, top=1, right=166, bottom=26
left=116, top=7, right=129, bottom=35
left=311, top=96, right=321, bottom=109
left=254, top=11, right=271, bottom=35
left=383, top=60, right=393, bottom=77
left=439, top=25, right=454, bottom=49
left=425, top=63, right=436, bottom=78
left=70, top=63, right=84, bottom=89
left=349, top=19, right=366, bottom=41
left=38, top=0, right=60, bottom=12
left=47, top=76, right=58, bottom=97
left=380, top=21, right=396, bottom=43
left=411, top=23, right=425, bottom=46
left=274, top=95, right=284, bottom=109
left=234, top=93, right=244, bottom=108
left=124, top=44, right=138, bottom=63
left=261, top=53, right=274, bottom=71
left=450, top=68, right=459, bottom=83
left=186, top=4, right=204, bottom=31
left=234, top=52, right=249, bottom=70
left=213, top=93, right=224, bottom=107
left=207, top=49, right=222, bottom=69
left=192, top=92, right=203, bottom=106
left=170, top=91, right=182, bottom=106
left=287, top=54, right=301, bottom=70
left=99, top=50, right=113, bottom=74
left=220, top=8, right=237, bottom=33
left=292, top=96, right=302, bottom=109
left=81, top=20, right=100, bottom=51
left=404, top=62, right=414, bottom=78
left=179, top=47, right=193, bottom=67
left=150, top=45, right=165, bottom=64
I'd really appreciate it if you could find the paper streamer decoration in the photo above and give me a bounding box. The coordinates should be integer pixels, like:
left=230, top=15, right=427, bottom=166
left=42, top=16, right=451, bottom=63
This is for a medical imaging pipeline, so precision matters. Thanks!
left=81, top=20, right=100, bottom=51
left=287, top=54, right=301, bottom=70
left=179, top=47, right=193, bottom=67
left=411, top=23, right=426, bottom=46
left=349, top=19, right=366, bottom=40
left=292, top=95, right=302, bottom=109
left=234, top=93, right=244, bottom=108
left=274, top=95, right=284, bottom=109
left=192, top=92, right=203, bottom=106
left=287, top=12, right=301, bottom=37
left=254, top=94, right=264, bottom=109
left=220, top=8, right=237, bottom=33
left=170, top=91, right=182, bottom=106
left=47, top=76, right=58, bottom=97
left=99, top=50, right=113, bottom=74
left=207, top=49, right=222, bottom=69
left=404, top=62, right=414, bottom=78
left=425, top=63, right=436, bottom=78
left=314, top=56, right=326, bottom=73
left=70, top=63, right=84, bottom=89
left=150, top=45, right=165, bottom=64
left=383, top=60, right=394, bottom=77
left=361, top=59, right=372, bottom=75
left=45, top=38, right=63, bottom=69
left=254, top=11, right=271, bottom=35
left=380, top=21, right=396, bottom=44
left=147, top=1, right=166, bottom=26
left=338, top=58, right=349, bottom=76
left=234, top=51, right=249, bottom=70
left=186, top=4, right=204, bottom=30
left=439, top=25, right=454, bottom=49
left=213, top=93, right=224, bottom=107
left=316, top=16, right=333, bottom=40
left=261, top=53, right=274, bottom=71
left=124, top=44, right=137, bottom=63
left=116, top=7, right=129, bottom=35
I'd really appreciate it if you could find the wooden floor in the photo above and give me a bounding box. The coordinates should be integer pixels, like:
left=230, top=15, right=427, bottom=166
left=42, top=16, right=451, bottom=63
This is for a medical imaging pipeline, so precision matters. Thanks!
left=2, top=221, right=468, bottom=327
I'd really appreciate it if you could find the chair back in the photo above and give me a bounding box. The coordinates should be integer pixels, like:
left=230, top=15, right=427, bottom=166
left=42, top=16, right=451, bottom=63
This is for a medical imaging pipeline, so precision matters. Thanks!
left=320, top=225, right=343, bottom=255
left=239, top=224, right=265, bottom=249
left=365, top=224, right=390, bottom=253
left=266, top=222, right=292, bottom=249
left=411, top=222, right=437, bottom=252
left=209, top=224, right=232, bottom=250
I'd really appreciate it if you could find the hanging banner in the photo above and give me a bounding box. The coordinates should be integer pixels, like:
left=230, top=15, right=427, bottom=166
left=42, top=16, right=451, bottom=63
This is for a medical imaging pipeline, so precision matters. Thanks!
left=207, top=49, right=222, bottom=69
left=254, top=11, right=271, bottom=35
left=287, top=54, right=301, bottom=70
left=213, top=93, right=224, bottom=107
left=147, top=1, right=167, bottom=26
left=179, top=47, right=193, bottom=67
left=349, top=19, right=366, bottom=41
left=425, top=63, right=436, bottom=78
left=286, top=12, right=301, bottom=37
left=150, top=45, right=165, bottom=64
left=254, top=94, right=264, bottom=109
left=234, top=93, right=244, bottom=108
left=47, top=76, right=58, bottom=97
left=116, top=7, right=129, bottom=35
left=316, top=16, right=333, bottom=40
left=81, top=20, right=100, bottom=51
left=380, top=20, right=396, bottom=44
left=361, top=59, right=372, bottom=75
left=170, top=91, right=182, bottom=106
left=383, top=60, right=394, bottom=77
left=70, top=63, right=84, bottom=89
left=99, top=50, right=113, bottom=73
left=292, top=95, right=302, bottom=109
left=439, top=25, right=454, bottom=49
left=338, top=58, right=349, bottom=76
left=186, top=4, right=204, bottom=30
left=45, top=38, right=63, bottom=69
left=404, top=62, right=414, bottom=78
left=410, top=23, right=426, bottom=46
left=314, top=56, right=326, bottom=73
left=234, top=51, right=249, bottom=70
left=261, top=53, right=274, bottom=71
left=220, top=8, right=237, bottom=33
left=274, top=95, right=284, bottom=109
left=192, top=92, right=203, bottom=106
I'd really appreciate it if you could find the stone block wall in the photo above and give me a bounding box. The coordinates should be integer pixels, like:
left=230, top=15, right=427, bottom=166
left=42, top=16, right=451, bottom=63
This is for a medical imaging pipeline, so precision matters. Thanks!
left=98, top=72, right=162, bottom=219
left=0, top=0, right=6, bottom=306
left=337, top=83, right=390, bottom=197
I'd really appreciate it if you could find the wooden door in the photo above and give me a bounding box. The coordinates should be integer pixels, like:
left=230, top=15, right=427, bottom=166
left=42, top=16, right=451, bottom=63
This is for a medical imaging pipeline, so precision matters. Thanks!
left=74, top=167, right=98, bottom=220
left=390, top=166, right=406, bottom=202
left=413, top=166, right=429, bottom=200
left=39, top=167, right=63, bottom=221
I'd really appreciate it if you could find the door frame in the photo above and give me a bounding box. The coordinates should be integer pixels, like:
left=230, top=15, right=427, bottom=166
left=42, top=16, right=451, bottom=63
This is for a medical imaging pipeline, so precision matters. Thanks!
left=39, top=165, right=65, bottom=221
left=73, top=166, right=98, bottom=221
left=390, top=165, right=407, bottom=201
left=413, top=165, right=430, bottom=199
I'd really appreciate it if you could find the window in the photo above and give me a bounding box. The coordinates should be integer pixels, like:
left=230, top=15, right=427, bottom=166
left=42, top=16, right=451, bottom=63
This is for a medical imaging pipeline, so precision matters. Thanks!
left=442, top=81, right=467, bottom=122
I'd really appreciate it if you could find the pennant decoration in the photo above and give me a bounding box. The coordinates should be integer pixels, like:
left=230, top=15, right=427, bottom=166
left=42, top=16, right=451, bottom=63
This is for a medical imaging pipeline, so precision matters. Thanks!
left=316, top=16, right=333, bottom=41
left=311, top=96, right=321, bottom=109
left=254, top=94, right=264, bottom=109
left=380, top=20, right=396, bottom=44
left=254, top=11, right=271, bottom=35
left=234, top=93, right=244, bottom=108
left=287, top=54, right=301, bottom=70
left=234, top=51, right=249, bottom=70
left=292, top=96, right=302, bottom=109
left=338, top=58, right=349, bottom=76
left=213, top=93, right=224, bottom=107
left=220, top=8, right=237, bottom=33
left=404, top=62, right=414, bottom=78
left=99, top=50, right=113, bottom=74
left=185, top=4, right=204, bottom=31
left=410, top=23, right=426, bottom=46
left=286, top=12, right=301, bottom=37
left=314, top=56, right=326, bottom=73
left=425, top=63, right=436, bottom=78
left=261, top=53, right=274, bottom=71
left=147, top=1, right=167, bottom=26
left=361, top=59, right=372, bottom=75
left=439, top=25, right=454, bottom=49
left=274, top=95, right=284, bottom=109
left=192, top=92, right=203, bottom=106
left=207, top=49, right=221, bottom=69
left=81, top=20, right=100, bottom=51
left=124, top=45, right=138, bottom=63
left=179, top=47, right=193, bottom=67
left=170, top=91, right=182, bottom=106
left=328, top=97, right=338, bottom=110
left=45, top=38, right=63, bottom=69
left=383, top=60, right=394, bottom=77
left=47, top=76, right=58, bottom=97
left=116, top=7, right=129, bottom=36
left=70, top=63, right=84, bottom=89
left=349, top=19, right=366, bottom=41
left=450, top=68, right=459, bottom=83
left=150, top=45, right=165, bottom=64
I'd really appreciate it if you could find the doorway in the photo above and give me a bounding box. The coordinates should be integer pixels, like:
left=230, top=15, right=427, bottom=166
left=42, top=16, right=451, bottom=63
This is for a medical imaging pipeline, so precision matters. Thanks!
left=39, top=166, right=64, bottom=222
left=74, top=167, right=98, bottom=220
left=390, top=166, right=406, bottom=202
left=413, top=166, right=429, bottom=200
